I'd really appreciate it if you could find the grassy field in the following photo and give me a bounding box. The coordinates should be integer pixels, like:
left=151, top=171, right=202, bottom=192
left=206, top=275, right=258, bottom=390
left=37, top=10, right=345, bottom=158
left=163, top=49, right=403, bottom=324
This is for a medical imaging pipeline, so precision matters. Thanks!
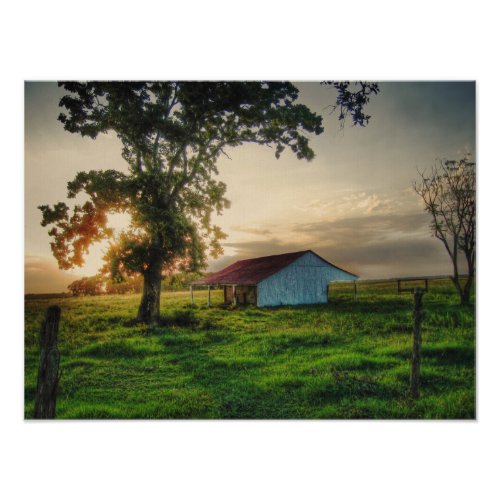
left=24, top=280, right=475, bottom=419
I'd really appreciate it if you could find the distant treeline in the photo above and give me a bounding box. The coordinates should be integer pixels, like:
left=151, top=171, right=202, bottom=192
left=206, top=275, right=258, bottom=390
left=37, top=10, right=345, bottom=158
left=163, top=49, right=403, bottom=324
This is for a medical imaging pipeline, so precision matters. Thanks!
left=67, top=271, right=205, bottom=297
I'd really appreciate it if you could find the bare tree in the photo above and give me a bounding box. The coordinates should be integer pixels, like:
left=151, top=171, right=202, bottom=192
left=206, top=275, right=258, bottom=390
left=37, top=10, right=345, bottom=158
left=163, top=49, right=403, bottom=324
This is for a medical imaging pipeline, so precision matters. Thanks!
left=413, top=156, right=476, bottom=305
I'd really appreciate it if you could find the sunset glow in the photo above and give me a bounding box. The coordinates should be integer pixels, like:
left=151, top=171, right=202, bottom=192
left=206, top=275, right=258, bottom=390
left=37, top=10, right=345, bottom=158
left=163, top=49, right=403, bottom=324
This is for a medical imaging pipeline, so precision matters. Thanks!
left=25, top=81, right=475, bottom=293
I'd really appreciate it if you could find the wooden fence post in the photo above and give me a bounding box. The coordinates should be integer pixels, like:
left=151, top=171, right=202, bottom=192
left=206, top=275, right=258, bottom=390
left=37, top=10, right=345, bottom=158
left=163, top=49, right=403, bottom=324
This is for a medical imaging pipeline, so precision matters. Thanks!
left=34, top=306, right=61, bottom=419
left=410, top=288, right=425, bottom=399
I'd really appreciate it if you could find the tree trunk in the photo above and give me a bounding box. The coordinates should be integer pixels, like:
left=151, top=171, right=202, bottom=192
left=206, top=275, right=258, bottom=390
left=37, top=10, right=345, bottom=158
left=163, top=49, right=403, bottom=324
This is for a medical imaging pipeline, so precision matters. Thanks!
left=451, top=274, right=474, bottom=306
left=137, top=255, right=163, bottom=324
left=461, top=254, right=475, bottom=306
left=451, top=276, right=462, bottom=303
left=450, top=266, right=466, bottom=306
left=461, top=275, right=474, bottom=306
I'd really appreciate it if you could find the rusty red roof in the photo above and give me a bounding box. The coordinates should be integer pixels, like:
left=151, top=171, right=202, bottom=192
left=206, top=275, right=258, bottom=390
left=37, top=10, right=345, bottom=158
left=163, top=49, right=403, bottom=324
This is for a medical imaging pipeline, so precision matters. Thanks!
left=191, top=250, right=357, bottom=286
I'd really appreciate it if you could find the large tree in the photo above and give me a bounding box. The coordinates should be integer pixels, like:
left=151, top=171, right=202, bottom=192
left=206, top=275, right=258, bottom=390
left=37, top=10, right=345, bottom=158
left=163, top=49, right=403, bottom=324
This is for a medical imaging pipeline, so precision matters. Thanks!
left=413, top=156, right=476, bottom=305
left=40, top=81, right=376, bottom=323
left=40, top=82, right=327, bottom=323
left=322, top=81, right=379, bottom=127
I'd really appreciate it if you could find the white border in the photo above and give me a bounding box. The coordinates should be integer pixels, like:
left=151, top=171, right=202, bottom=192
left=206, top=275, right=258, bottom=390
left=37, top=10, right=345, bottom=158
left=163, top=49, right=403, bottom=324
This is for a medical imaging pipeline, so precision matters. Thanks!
left=3, top=1, right=499, bottom=499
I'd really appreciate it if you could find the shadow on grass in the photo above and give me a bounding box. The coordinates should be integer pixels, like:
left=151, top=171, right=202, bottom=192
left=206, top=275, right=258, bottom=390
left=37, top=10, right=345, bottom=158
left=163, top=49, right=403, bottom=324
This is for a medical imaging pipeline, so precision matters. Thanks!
left=79, top=339, right=160, bottom=359
left=310, top=365, right=404, bottom=404
left=152, top=331, right=304, bottom=418
left=423, top=345, right=475, bottom=367
left=386, top=344, right=475, bottom=368
left=329, top=296, right=411, bottom=314
left=156, top=329, right=412, bottom=418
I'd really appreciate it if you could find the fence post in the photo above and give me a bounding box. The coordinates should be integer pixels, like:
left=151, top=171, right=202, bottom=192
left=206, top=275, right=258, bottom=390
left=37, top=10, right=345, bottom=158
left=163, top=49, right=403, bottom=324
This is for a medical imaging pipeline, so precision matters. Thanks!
left=410, top=288, right=425, bottom=399
left=34, top=306, right=61, bottom=419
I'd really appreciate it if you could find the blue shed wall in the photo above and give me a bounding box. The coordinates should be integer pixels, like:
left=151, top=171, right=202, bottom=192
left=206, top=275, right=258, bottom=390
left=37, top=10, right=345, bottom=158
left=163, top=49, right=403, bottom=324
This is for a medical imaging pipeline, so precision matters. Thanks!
left=256, top=252, right=356, bottom=307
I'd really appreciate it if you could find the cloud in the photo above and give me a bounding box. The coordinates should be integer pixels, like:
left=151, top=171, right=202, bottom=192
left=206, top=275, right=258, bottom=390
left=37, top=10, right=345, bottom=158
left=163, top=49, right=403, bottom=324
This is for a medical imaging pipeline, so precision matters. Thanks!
left=313, top=237, right=451, bottom=279
left=294, top=212, right=430, bottom=239
left=217, top=211, right=455, bottom=279
left=293, top=189, right=421, bottom=220
left=229, top=225, right=272, bottom=236
left=25, top=255, right=84, bottom=294
left=223, top=238, right=298, bottom=259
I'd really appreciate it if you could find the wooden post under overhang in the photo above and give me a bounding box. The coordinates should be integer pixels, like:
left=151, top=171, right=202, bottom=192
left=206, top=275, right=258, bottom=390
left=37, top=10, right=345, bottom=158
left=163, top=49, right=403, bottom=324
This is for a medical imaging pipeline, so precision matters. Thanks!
left=207, top=285, right=211, bottom=307
left=232, top=285, right=236, bottom=306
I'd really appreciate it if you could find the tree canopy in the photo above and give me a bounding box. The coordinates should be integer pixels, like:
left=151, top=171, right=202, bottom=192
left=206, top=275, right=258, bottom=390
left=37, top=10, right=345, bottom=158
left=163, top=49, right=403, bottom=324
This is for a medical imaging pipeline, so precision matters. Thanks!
left=39, top=81, right=329, bottom=322
left=322, top=81, right=380, bottom=127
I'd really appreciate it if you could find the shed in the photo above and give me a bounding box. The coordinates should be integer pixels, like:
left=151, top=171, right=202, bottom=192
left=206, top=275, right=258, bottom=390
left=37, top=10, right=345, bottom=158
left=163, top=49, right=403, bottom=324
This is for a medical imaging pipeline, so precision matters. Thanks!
left=191, top=250, right=358, bottom=307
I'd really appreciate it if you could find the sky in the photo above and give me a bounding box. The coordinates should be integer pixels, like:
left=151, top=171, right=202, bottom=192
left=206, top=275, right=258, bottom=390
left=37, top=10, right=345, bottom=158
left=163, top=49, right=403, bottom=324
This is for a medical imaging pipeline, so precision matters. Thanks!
left=24, top=81, right=476, bottom=293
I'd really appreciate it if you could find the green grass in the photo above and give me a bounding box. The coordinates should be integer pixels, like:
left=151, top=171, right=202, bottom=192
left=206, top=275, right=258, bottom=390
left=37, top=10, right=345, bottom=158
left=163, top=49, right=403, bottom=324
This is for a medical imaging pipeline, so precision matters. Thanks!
left=24, top=280, right=475, bottom=419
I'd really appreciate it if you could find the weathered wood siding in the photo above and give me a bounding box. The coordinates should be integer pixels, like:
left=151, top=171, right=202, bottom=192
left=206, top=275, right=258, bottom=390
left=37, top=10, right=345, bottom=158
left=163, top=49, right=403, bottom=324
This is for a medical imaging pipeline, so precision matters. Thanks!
left=257, top=252, right=356, bottom=307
